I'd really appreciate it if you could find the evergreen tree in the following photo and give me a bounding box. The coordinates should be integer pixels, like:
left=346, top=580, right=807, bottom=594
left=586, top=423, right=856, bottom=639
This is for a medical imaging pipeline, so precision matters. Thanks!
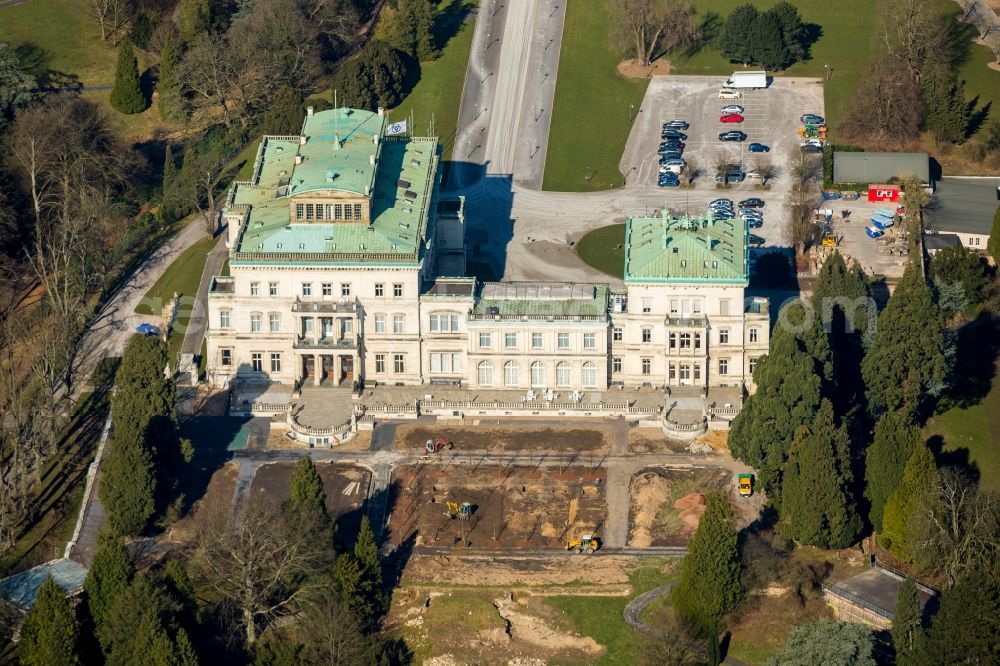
left=864, top=410, right=919, bottom=530
left=84, top=530, right=134, bottom=631
left=353, top=514, right=386, bottom=627
left=288, top=456, right=327, bottom=515
left=178, top=0, right=212, bottom=42
left=175, top=628, right=200, bottom=666
left=861, top=261, right=947, bottom=418
left=672, top=493, right=740, bottom=635
left=718, top=4, right=760, bottom=65
left=728, top=320, right=823, bottom=495
left=930, top=245, right=988, bottom=313
left=746, top=12, right=787, bottom=71
left=332, top=551, right=366, bottom=619
left=100, top=430, right=157, bottom=535
left=163, top=560, right=198, bottom=627
left=19, top=575, right=78, bottom=666
left=988, top=205, right=1000, bottom=267
left=881, top=442, right=938, bottom=559
left=260, top=86, right=304, bottom=135
left=892, top=579, right=921, bottom=662
left=100, top=575, right=181, bottom=662
left=767, top=2, right=806, bottom=64
left=778, top=400, right=861, bottom=548
left=110, top=41, right=147, bottom=114
left=412, top=0, right=436, bottom=61
left=921, top=64, right=970, bottom=144
left=910, top=572, right=1000, bottom=665
left=768, top=621, right=875, bottom=666
left=332, top=43, right=409, bottom=111
left=157, top=30, right=185, bottom=123
left=161, top=144, right=179, bottom=224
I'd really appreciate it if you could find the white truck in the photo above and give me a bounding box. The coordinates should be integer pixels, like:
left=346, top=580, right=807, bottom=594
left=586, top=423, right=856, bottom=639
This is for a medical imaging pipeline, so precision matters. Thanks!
left=723, top=71, right=768, bottom=90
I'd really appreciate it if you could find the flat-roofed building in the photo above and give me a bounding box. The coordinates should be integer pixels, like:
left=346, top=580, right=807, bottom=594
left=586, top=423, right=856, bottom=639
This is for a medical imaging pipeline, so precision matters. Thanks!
left=833, top=151, right=931, bottom=186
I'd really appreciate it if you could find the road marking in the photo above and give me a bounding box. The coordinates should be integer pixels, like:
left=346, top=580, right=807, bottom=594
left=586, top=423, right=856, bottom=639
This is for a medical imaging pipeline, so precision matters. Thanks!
left=343, top=481, right=360, bottom=496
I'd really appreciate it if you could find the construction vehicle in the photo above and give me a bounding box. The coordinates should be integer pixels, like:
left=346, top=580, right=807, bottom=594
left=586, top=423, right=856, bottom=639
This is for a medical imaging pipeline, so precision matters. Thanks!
left=821, top=235, right=838, bottom=248
left=738, top=473, right=754, bottom=497
left=566, top=535, right=601, bottom=554
left=425, top=437, right=452, bottom=453
left=798, top=125, right=827, bottom=138
left=444, top=501, right=473, bottom=519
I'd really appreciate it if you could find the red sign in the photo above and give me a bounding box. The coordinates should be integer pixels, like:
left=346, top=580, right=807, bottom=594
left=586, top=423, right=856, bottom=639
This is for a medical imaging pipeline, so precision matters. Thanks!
left=868, top=184, right=900, bottom=202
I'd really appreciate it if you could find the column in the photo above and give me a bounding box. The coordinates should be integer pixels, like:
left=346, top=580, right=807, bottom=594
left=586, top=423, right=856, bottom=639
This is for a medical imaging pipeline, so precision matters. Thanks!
left=334, top=355, right=341, bottom=385
left=313, top=354, right=321, bottom=386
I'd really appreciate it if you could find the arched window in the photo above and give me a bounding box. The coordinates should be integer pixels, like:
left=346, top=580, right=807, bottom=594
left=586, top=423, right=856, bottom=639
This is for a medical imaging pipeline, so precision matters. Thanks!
left=530, top=361, right=545, bottom=387
left=504, top=361, right=518, bottom=386
left=556, top=361, right=571, bottom=387
left=478, top=361, right=493, bottom=386
left=582, top=362, right=597, bottom=387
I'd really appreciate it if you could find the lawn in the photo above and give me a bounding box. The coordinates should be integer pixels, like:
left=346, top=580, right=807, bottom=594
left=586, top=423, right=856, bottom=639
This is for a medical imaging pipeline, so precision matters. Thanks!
left=543, top=0, right=648, bottom=192
left=577, top=224, right=627, bottom=278
left=387, top=0, right=478, bottom=161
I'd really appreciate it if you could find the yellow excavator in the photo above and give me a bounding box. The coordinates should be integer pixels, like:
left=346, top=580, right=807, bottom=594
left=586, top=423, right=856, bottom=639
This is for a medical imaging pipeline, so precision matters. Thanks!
left=444, top=501, right=473, bottom=520
left=566, top=534, right=601, bottom=554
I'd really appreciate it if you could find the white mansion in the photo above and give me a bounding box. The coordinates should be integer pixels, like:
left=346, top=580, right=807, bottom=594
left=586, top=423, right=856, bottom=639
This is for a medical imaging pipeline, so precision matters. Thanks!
left=205, top=108, right=770, bottom=393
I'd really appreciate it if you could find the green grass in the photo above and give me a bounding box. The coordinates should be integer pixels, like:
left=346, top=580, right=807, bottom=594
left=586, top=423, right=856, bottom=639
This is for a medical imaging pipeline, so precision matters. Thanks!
left=543, top=0, right=648, bottom=192
left=926, top=373, right=1000, bottom=493
left=387, top=0, right=478, bottom=161
left=577, top=224, right=627, bottom=278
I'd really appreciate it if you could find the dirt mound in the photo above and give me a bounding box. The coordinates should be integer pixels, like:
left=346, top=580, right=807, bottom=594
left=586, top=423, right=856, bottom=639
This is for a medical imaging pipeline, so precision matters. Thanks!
left=494, top=595, right=603, bottom=656
left=629, top=473, right=670, bottom=547
left=674, top=493, right=707, bottom=532
left=617, top=58, right=671, bottom=79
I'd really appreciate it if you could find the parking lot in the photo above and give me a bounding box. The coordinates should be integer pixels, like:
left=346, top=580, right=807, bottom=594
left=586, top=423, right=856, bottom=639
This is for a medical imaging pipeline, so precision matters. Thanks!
left=825, top=199, right=911, bottom=278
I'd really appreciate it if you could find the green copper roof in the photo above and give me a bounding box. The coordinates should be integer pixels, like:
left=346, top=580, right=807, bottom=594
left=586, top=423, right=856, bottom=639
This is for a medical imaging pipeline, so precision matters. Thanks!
left=225, top=108, right=439, bottom=264
left=471, top=283, right=609, bottom=318
left=624, top=213, right=748, bottom=284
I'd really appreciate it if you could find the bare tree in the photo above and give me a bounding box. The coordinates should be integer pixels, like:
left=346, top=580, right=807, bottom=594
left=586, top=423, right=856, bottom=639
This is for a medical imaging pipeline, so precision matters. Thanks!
left=910, top=468, right=1000, bottom=588
left=751, top=157, right=777, bottom=185
left=712, top=150, right=731, bottom=181
left=190, top=499, right=330, bottom=646
left=609, top=0, right=700, bottom=65
left=297, top=587, right=374, bottom=664
left=973, top=13, right=1000, bottom=39
left=682, top=157, right=698, bottom=185
left=840, top=55, right=924, bottom=145
left=89, top=0, right=131, bottom=44
left=878, top=0, right=947, bottom=80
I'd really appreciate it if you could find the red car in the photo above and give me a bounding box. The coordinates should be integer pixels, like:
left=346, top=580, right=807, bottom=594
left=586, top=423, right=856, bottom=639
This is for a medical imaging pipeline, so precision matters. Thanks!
left=720, top=113, right=744, bottom=123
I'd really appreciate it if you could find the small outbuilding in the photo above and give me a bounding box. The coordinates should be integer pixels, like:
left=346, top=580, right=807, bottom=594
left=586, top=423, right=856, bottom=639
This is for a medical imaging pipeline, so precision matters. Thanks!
left=925, top=176, right=1000, bottom=250
left=823, top=562, right=937, bottom=630
left=834, top=152, right=931, bottom=189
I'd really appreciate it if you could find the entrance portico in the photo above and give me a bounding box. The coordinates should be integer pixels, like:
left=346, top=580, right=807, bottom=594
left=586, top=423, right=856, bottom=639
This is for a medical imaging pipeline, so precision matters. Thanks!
left=300, top=352, right=357, bottom=386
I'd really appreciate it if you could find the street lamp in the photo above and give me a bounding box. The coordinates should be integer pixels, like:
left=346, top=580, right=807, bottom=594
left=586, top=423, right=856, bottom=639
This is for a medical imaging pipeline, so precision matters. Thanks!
left=629, top=104, right=635, bottom=121
left=824, top=63, right=830, bottom=82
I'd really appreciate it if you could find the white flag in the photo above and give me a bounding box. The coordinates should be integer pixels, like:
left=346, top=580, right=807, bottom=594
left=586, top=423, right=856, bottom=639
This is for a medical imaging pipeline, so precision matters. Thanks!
left=386, top=120, right=407, bottom=136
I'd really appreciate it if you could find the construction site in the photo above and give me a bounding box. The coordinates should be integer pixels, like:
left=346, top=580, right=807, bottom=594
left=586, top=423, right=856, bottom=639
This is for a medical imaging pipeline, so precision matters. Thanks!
left=394, top=422, right=614, bottom=453
left=249, top=462, right=371, bottom=535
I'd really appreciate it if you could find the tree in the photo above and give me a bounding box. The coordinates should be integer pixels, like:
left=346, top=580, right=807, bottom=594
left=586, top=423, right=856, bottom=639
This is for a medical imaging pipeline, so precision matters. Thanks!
left=718, top=4, right=760, bottom=65
left=89, top=0, right=131, bottom=44
left=768, top=2, right=806, bottom=64
left=718, top=3, right=807, bottom=70
left=100, top=574, right=185, bottom=666
left=190, top=499, right=330, bottom=646
left=178, top=0, right=212, bottom=42
left=881, top=442, right=938, bottom=559
left=110, top=42, right=147, bottom=114
left=910, top=571, right=1000, bottom=664
left=161, top=145, right=181, bottom=224
left=921, top=64, right=970, bottom=143
left=892, top=579, right=921, bottom=661
left=861, top=261, right=946, bottom=417
left=157, top=28, right=185, bottom=123
left=84, top=530, right=134, bottom=631
left=288, top=456, right=327, bottom=515
left=0, top=42, right=38, bottom=124
left=100, top=427, right=157, bottom=534
left=331, top=42, right=410, bottom=111
left=778, top=400, right=861, bottom=549
left=878, top=0, right=948, bottom=81
left=930, top=245, right=988, bottom=315
left=989, top=205, right=1000, bottom=266
left=728, top=317, right=823, bottom=494
left=175, top=629, right=199, bottom=666
left=260, top=86, right=304, bottom=136
left=767, top=621, right=875, bottom=666
left=672, top=492, right=740, bottom=635
left=840, top=55, right=923, bottom=145
left=19, top=575, right=78, bottom=666
left=609, top=0, right=700, bottom=65
left=351, top=515, right=386, bottom=628
left=864, top=410, right=920, bottom=530
left=386, top=0, right=435, bottom=60
left=298, top=587, right=373, bottom=664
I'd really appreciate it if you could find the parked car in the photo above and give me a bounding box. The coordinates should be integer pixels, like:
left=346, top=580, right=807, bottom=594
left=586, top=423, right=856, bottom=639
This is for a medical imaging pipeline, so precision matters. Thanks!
left=715, top=171, right=746, bottom=184
left=661, top=130, right=688, bottom=140
left=659, top=150, right=683, bottom=160
left=663, top=120, right=689, bottom=130
left=658, top=172, right=680, bottom=187
left=720, top=104, right=745, bottom=114
left=800, top=138, right=823, bottom=148
left=660, top=164, right=685, bottom=175
left=718, top=131, right=747, bottom=142
left=658, top=154, right=684, bottom=165
left=739, top=198, right=765, bottom=208
left=748, top=233, right=765, bottom=246
left=718, top=89, right=742, bottom=99
left=800, top=144, right=823, bottom=153
left=709, top=204, right=735, bottom=215
left=800, top=114, right=825, bottom=125
left=745, top=170, right=762, bottom=181
left=746, top=218, right=763, bottom=229
left=720, top=113, right=744, bottom=123
left=659, top=140, right=684, bottom=150
left=710, top=198, right=734, bottom=207
left=865, top=225, right=884, bottom=239
left=136, top=323, right=161, bottom=336
left=747, top=142, right=769, bottom=153
left=740, top=207, right=763, bottom=217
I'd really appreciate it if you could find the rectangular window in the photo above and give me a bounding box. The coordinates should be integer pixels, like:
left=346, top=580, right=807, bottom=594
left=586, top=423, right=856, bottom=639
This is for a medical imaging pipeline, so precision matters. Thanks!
left=341, top=283, right=351, bottom=297
left=393, top=283, right=403, bottom=297
left=305, top=203, right=314, bottom=220
left=694, top=333, right=702, bottom=350
left=429, top=353, right=457, bottom=373
left=669, top=363, right=676, bottom=381
left=720, top=299, right=731, bottom=316
left=450, top=314, right=459, bottom=332
left=612, top=327, right=622, bottom=342
left=219, top=310, right=231, bottom=329
left=375, top=283, right=384, bottom=297
left=692, top=300, right=702, bottom=315
left=642, top=328, right=652, bottom=343
left=220, top=349, right=232, bottom=366
left=302, top=283, right=312, bottom=296
left=334, top=204, right=343, bottom=220
left=669, top=299, right=679, bottom=315
left=479, top=332, right=491, bottom=348
left=532, top=332, right=543, bottom=348
left=322, top=283, right=332, bottom=297
left=250, top=282, right=259, bottom=296
left=392, top=314, right=404, bottom=334
left=679, top=332, right=691, bottom=348
left=642, top=298, right=652, bottom=313
left=641, top=358, right=651, bottom=375
left=749, top=328, right=759, bottom=343
left=268, top=282, right=278, bottom=296
left=394, top=354, right=404, bottom=374
left=719, top=358, right=729, bottom=375
left=374, top=314, right=385, bottom=333
left=719, top=328, right=729, bottom=344
left=354, top=204, right=363, bottom=220
left=375, top=354, right=385, bottom=373
left=251, top=352, right=262, bottom=372
left=505, top=332, right=517, bottom=348
left=295, top=203, right=304, bottom=220
left=250, top=313, right=261, bottom=332
left=612, top=357, right=622, bottom=373
left=557, top=332, right=570, bottom=349
left=749, top=357, right=758, bottom=375
left=270, top=353, right=282, bottom=373
left=694, top=364, right=701, bottom=381
left=269, top=313, right=280, bottom=333
left=429, top=314, right=439, bottom=332
left=669, top=332, right=676, bottom=349
left=583, top=333, right=596, bottom=349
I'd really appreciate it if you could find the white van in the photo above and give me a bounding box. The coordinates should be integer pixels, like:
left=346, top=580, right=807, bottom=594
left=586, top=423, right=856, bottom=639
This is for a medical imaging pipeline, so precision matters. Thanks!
left=718, top=89, right=742, bottom=100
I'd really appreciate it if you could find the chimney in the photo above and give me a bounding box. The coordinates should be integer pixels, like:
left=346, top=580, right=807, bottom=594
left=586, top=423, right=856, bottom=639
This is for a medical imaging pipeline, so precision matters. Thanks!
left=369, top=155, right=376, bottom=166
left=377, top=106, right=386, bottom=117
left=306, top=106, right=314, bottom=117
left=294, top=155, right=303, bottom=165
left=299, top=136, right=306, bottom=145
left=333, top=133, right=342, bottom=150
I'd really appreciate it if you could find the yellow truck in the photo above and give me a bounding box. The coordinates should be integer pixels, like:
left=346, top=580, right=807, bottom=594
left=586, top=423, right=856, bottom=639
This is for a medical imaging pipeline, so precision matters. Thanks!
left=738, top=473, right=754, bottom=497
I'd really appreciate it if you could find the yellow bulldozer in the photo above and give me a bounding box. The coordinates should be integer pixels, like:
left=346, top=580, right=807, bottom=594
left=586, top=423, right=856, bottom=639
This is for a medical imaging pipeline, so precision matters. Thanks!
left=566, top=535, right=601, bottom=554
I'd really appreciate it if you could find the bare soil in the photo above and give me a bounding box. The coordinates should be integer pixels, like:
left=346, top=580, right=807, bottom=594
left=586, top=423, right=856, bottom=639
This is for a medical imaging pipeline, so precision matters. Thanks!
left=266, top=428, right=372, bottom=451
left=387, top=464, right=607, bottom=549
left=617, top=57, right=671, bottom=79
left=401, top=554, right=638, bottom=587
left=628, top=427, right=689, bottom=453
left=395, top=424, right=611, bottom=452
left=166, top=461, right=239, bottom=543
left=628, top=467, right=732, bottom=547
left=726, top=591, right=834, bottom=662
left=251, top=462, right=369, bottom=536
